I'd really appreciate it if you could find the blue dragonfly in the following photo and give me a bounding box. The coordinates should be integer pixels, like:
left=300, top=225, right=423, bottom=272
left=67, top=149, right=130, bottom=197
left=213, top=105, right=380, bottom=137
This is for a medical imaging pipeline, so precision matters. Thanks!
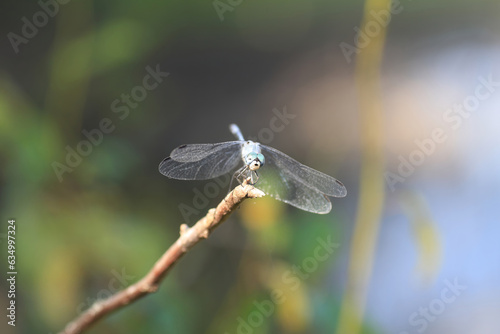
left=159, top=124, right=346, bottom=214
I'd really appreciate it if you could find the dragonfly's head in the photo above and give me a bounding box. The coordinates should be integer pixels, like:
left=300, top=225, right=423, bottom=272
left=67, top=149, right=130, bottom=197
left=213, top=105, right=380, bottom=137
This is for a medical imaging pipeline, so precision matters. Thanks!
left=245, top=152, right=265, bottom=171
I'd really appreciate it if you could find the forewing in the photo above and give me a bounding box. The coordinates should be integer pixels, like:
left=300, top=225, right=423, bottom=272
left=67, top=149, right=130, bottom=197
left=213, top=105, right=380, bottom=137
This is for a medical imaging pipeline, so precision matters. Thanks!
left=170, top=141, right=241, bottom=162
left=260, top=145, right=347, bottom=197
left=159, top=142, right=242, bottom=180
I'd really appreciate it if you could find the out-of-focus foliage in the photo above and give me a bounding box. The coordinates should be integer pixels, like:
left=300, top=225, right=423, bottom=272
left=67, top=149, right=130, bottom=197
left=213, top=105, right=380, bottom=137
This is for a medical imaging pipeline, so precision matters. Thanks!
left=1, top=0, right=499, bottom=333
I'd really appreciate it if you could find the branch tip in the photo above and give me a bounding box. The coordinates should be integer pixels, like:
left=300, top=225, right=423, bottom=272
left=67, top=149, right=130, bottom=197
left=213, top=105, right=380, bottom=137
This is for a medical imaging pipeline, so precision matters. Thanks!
left=180, top=224, right=189, bottom=235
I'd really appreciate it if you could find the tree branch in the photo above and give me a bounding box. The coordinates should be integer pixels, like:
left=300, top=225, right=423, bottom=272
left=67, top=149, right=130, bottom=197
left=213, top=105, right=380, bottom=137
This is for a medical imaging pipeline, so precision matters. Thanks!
left=58, top=180, right=265, bottom=334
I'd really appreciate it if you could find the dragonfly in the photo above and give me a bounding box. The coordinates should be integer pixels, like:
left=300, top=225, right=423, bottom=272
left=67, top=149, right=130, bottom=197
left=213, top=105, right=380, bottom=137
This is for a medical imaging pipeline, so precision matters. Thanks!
left=159, top=124, right=346, bottom=214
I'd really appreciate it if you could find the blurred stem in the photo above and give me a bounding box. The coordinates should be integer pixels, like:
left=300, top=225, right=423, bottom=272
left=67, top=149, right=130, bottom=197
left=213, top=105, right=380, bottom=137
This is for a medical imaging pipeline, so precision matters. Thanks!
left=336, top=0, right=390, bottom=333
left=57, top=180, right=264, bottom=334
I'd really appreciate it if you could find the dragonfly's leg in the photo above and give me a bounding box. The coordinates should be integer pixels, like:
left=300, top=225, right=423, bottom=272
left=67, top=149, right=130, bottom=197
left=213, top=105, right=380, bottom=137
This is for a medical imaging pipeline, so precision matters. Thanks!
left=236, top=166, right=249, bottom=185
left=227, top=170, right=238, bottom=195
left=247, top=170, right=258, bottom=185
left=227, top=166, right=244, bottom=196
left=225, top=166, right=252, bottom=210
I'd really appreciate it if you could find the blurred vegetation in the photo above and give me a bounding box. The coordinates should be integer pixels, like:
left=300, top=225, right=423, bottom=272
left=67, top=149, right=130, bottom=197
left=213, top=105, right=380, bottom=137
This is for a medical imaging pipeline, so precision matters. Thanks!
left=1, top=0, right=498, bottom=333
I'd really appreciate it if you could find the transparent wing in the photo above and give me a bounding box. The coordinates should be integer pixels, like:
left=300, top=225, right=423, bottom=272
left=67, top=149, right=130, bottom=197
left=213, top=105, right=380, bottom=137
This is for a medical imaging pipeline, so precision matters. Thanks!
left=159, top=141, right=242, bottom=180
left=256, top=145, right=347, bottom=214
left=169, top=141, right=242, bottom=162
left=260, top=145, right=347, bottom=197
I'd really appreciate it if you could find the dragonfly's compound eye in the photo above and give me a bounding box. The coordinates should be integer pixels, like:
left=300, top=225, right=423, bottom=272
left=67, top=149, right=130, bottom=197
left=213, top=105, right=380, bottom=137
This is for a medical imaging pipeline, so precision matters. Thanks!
left=257, top=153, right=265, bottom=166
left=246, top=153, right=257, bottom=164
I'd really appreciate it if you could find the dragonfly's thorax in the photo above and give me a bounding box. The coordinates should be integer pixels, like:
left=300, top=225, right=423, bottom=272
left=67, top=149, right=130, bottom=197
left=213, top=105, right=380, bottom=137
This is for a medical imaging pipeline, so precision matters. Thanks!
left=241, top=140, right=261, bottom=157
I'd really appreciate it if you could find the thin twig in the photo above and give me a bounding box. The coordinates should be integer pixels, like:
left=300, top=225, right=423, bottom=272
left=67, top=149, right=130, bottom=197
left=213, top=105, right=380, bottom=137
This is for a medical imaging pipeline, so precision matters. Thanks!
left=58, top=179, right=265, bottom=334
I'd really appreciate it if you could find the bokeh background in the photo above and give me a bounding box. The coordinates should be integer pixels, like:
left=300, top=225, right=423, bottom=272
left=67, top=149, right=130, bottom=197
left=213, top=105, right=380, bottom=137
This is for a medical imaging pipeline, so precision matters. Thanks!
left=1, top=0, right=500, bottom=333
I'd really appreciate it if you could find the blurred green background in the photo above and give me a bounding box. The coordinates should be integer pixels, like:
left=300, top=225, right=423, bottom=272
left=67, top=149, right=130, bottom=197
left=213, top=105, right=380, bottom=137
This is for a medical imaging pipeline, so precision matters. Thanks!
left=1, top=0, right=500, bottom=333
